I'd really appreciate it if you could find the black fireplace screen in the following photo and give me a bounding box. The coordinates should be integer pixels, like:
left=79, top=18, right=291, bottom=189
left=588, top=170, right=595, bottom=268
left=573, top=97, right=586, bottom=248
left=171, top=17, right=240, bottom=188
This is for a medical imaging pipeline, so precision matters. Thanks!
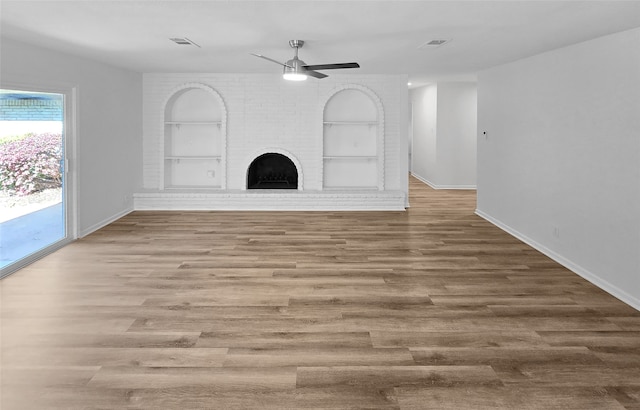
left=247, top=153, right=298, bottom=189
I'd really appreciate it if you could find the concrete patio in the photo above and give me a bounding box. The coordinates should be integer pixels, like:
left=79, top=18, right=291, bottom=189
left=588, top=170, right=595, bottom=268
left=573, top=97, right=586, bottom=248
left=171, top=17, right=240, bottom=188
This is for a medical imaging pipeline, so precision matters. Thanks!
left=0, top=203, right=65, bottom=269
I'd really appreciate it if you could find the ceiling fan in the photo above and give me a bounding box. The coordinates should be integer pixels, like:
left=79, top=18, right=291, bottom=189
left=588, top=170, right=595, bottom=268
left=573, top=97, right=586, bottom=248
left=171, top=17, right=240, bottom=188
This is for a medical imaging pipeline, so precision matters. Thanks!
left=250, top=40, right=360, bottom=81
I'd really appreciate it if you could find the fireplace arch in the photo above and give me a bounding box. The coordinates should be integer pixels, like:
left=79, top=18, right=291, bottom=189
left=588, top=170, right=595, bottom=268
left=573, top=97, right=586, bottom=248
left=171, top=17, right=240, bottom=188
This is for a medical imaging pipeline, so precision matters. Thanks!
left=244, top=148, right=303, bottom=190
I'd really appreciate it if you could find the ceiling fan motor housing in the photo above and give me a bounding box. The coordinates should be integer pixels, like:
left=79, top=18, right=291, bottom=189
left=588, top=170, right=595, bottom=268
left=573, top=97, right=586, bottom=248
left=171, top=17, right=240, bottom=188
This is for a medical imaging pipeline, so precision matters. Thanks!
left=284, top=56, right=307, bottom=75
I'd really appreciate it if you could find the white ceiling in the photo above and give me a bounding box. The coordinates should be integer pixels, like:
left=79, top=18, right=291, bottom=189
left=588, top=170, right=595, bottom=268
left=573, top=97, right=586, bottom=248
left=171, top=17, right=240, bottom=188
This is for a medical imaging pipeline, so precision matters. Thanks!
left=2, top=1, right=640, bottom=87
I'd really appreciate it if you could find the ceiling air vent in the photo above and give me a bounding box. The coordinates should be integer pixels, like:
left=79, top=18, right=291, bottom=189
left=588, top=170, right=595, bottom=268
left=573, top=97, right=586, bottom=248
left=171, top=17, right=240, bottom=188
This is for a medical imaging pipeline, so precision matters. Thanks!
left=169, top=37, right=201, bottom=48
left=417, top=39, right=450, bottom=49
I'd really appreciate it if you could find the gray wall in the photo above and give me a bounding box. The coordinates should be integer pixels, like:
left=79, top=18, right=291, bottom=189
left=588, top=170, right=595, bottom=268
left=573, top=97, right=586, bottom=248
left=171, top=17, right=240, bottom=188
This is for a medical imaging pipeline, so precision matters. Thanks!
left=411, top=84, right=437, bottom=184
left=1, top=38, right=143, bottom=236
left=477, top=27, right=640, bottom=309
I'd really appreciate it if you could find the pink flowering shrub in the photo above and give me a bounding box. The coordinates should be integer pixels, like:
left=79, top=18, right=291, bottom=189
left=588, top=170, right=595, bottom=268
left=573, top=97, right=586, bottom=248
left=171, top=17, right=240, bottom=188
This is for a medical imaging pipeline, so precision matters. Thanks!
left=0, top=133, right=62, bottom=196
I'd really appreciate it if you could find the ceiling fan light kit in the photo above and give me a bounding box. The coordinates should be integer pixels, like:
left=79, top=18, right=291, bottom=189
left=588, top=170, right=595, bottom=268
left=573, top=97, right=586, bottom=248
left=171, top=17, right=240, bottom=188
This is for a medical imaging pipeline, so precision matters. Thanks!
left=251, top=40, right=360, bottom=81
left=282, top=72, right=308, bottom=81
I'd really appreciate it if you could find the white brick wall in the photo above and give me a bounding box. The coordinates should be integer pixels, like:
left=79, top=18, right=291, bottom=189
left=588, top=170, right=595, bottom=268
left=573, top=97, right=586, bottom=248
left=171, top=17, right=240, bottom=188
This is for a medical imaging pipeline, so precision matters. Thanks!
left=140, top=73, right=408, bottom=210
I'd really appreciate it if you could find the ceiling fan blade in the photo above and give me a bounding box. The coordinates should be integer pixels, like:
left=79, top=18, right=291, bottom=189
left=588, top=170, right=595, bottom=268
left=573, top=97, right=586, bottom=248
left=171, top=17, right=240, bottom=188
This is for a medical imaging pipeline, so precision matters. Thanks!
left=250, top=53, right=293, bottom=68
left=305, top=70, right=328, bottom=79
left=302, top=62, right=360, bottom=71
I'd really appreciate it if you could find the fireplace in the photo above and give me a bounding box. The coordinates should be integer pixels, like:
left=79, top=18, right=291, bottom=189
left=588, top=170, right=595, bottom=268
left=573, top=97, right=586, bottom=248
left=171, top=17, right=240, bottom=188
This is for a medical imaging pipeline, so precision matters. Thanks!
left=247, top=153, right=298, bottom=189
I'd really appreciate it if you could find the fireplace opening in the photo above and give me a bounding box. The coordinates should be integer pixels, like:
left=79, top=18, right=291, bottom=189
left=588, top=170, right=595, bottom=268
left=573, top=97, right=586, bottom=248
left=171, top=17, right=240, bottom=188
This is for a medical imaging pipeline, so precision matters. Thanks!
left=247, top=153, right=298, bottom=189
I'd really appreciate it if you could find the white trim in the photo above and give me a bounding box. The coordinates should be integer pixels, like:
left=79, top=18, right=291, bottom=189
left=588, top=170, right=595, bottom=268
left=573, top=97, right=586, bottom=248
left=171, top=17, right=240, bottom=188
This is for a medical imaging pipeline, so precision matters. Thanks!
left=78, top=207, right=134, bottom=238
left=475, top=208, right=640, bottom=311
left=66, top=86, right=79, bottom=241
left=411, top=172, right=476, bottom=190
left=411, top=173, right=436, bottom=188
left=433, top=184, right=477, bottom=190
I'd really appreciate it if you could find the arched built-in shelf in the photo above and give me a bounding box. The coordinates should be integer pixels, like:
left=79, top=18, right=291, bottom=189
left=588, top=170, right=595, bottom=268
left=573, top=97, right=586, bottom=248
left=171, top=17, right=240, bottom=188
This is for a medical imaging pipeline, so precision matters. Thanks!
left=321, top=86, right=384, bottom=190
left=162, top=83, right=227, bottom=190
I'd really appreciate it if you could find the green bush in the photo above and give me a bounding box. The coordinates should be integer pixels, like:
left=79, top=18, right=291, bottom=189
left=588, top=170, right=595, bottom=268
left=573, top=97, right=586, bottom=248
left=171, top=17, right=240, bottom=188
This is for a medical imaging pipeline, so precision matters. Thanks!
left=0, top=133, right=62, bottom=196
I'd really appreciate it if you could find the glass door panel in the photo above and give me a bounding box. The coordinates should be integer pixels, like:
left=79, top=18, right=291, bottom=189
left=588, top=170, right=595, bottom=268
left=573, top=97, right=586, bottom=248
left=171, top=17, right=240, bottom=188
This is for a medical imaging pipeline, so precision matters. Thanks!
left=0, top=89, right=66, bottom=274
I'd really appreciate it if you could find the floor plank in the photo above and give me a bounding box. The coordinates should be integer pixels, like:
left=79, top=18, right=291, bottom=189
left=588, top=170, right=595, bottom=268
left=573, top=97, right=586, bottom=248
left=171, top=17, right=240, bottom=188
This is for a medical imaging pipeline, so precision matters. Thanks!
left=1, top=176, right=638, bottom=409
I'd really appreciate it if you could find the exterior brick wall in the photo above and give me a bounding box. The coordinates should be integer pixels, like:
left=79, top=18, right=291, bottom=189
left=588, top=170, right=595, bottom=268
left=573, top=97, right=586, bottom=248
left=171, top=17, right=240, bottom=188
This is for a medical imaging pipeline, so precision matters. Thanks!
left=0, top=98, right=63, bottom=121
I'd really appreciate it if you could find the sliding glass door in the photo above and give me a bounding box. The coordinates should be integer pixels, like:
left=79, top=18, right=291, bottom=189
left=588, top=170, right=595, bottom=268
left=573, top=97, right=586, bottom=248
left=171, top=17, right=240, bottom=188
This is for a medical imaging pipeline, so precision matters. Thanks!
left=0, top=88, right=72, bottom=276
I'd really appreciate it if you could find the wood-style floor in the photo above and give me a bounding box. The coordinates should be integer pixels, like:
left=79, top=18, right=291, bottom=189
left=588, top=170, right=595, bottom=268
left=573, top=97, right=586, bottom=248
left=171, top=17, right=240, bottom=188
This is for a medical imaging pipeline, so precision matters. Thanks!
left=1, top=177, right=639, bottom=409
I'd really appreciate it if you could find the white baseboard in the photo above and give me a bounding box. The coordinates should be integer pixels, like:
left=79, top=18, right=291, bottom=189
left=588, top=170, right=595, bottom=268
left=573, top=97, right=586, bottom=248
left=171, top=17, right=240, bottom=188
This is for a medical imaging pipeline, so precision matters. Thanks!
left=475, top=208, right=640, bottom=311
left=79, top=207, right=134, bottom=238
left=411, top=173, right=476, bottom=190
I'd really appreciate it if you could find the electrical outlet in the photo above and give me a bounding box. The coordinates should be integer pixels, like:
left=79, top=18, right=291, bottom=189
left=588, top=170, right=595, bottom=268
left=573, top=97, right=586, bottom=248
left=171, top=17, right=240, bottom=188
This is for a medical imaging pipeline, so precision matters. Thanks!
left=553, top=226, right=560, bottom=239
